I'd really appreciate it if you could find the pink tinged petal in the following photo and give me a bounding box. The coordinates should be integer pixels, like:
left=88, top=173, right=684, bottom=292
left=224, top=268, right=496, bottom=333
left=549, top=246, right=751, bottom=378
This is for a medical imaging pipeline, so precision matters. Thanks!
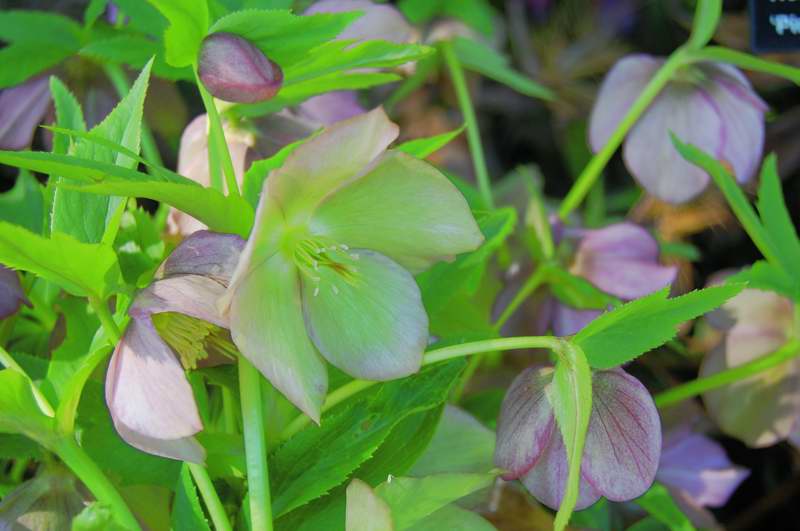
left=267, top=107, right=399, bottom=224
left=298, top=91, right=365, bottom=126
left=301, top=249, right=427, bottom=380
left=226, top=254, right=327, bottom=421
left=571, top=223, right=677, bottom=300
left=521, top=427, right=603, bottom=511
left=623, top=81, right=725, bottom=203
left=309, top=151, right=483, bottom=273
left=105, top=320, right=203, bottom=445
left=0, top=76, right=51, bottom=151
left=113, top=422, right=206, bottom=464
left=657, top=428, right=749, bottom=508
left=551, top=303, right=600, bottom=337
left=133, top=275, right=229, bottom=329
left=581, top=369, right=661, bottom=502
left=588, top=55, right=662, bottom=153
left=306, top=0, right=415, bottom=43
left=494, top=366, right=557, bottom=479
left=721, top=288, right=794, bottom=335
left=160, top=230, right=245, bottom=284
left=0, top=266, right=30, bottom=319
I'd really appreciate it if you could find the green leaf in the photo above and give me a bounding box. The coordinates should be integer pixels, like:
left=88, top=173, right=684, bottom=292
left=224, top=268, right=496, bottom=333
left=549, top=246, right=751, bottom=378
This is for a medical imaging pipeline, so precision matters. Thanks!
left=452, top=37, right=554, bottom=100
left=634, top=483, right=696, bottom=531
left=0, top=10, right=82, bottom=46
left=0, top=42, right=75, bottom=89
left=441, top=0, right=498, bottom=36
left=687, top=0, right=721, bottom=50
left=691, top=46, right=800, bottom=85
left=84, top=0, right=110, bottom=28
left=80, top=35, right=191, bottom=81
left=243, top=137, right=308, bottom=207
left=0, top=222, right=122, bottom=299
left=396, top=127, right=464, bottom=159
left=397, top=0, right=442, bottom=25
left=149, top=0, right=208, bottom=67
left=549, top=343, right=592, bottom=531
left=0, top=370, right=56, bottom=448
left=49, top=77, right=87, bottom=156
left=71, top=502, right=129, bottom=531
left=756, top=154, right=800, bottom=271
left=728, top=260, right=799, bottom=301
left=0, top=170, right=43, bottom=233
left=172, top=465, right=212, bottom=531
left=413, top=505, right=496, bottom=531
left=573, top=285, right=745, bottom=370
left=544, top=265, right=619, bottom=310
left=112, top=0, right=169, bottom=35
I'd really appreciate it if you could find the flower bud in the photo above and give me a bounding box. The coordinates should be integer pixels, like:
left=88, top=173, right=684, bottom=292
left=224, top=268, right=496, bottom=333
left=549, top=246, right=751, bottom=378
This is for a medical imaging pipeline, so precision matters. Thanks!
left=198, top=33, right=283, bottom=104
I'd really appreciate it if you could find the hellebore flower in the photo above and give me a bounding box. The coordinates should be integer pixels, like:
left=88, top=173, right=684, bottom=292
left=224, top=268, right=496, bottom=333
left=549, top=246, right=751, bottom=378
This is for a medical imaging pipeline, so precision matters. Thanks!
left=105, top=231, right=244, bottom=462
left=495, top=366, right=661, bottom=510
left=589, top=56, right=767, bottom=203
left=0, top=466, right=85, bottom=530
left=220, top=108, right=483, bottom=420
left=701, top=285, right=800, bottom=447
left=0, top=76, right=51, bottom=151
left=198, top=33, right=283, bottom=104
left=656, top=426, right=749, bottom=528
left=0, top=265, right=30, bottom=319
left=305, top=0, right=415, bottom=44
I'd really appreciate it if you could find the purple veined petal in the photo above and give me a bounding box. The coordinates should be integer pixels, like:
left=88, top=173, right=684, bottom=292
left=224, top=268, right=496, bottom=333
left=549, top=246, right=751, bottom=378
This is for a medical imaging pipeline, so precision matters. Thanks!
left=580, top=368, right=661, bottom=502
left=297, top=91, right=365, bottom=126
left=719, top=288, right=793, bottom=337
left=588, top=55, right=662, bottom=153
left=132, top=275, right=229, bottom=329
left=0, top=76, right=51, bottom=151
left=623, top=81, right=724, bottom=204
left=160, top=230, right=245, bottom=284
left=700, top=63, right=766, bottom=185
left=306, top=0, right=415, bottom=43
left=657, top=427, right=749, bottom=508
left=521, top=425, right=603, bottom=511
left=113, top=422, right=206, bottom=463
left=494, top=366, right=557, bottom=479
left=571, top=223, right=677, bottom=300
left=105, top=320, right=203, bottom=448
left=551, top=303, right=601, bottom=337
left=0, top=266, right=30, bottom=319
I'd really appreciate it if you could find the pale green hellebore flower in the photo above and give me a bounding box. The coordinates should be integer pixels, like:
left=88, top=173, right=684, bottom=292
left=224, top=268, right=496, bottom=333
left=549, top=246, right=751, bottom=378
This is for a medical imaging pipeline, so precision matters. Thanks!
left=220, top=108, right=483, bottom=420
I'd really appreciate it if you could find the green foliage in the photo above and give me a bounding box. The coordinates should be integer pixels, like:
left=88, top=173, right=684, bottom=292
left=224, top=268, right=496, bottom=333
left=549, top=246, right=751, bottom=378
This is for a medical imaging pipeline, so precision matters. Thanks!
left=243, top=137, right=308, bottom=207
left=412, top=505, right=497, bottom=531
left=687, top=0, right=721, bottom=50
left=71, top=502, right=129, bottom=531
left=691, top=46, right=800, bottom=85
left=544, top=264, right=619, bottom=310
left=573, top=285, right=744, bottom=370
left=0, top=170, right=44, bottom=234
left=172, top=465, right=212, bottom=531
left=0, top=370, right=55, bottom=448
left=756, top=155, right=800, bottom=270
left=399, top=0, right=498, bottom=36
left=634, top=483, right=696, bottom=531
left=396, top=127, right=465, bottom=159
left=149, top=0, right=209, bottom=67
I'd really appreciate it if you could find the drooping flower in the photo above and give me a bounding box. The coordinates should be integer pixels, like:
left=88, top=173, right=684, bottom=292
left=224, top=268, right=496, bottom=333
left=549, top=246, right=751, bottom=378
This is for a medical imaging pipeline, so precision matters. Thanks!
left=0, top=465, right=85, bottom=530
left=105, top=231, right=244, bottom=462
left=305, top=0, right=415, bottom=44
left=494, top=365, right=661, bottom=510
left=589, top=56, right=767, bottom=203
left=220, top=108, right=483, bottom=420
left=0, top=265, right=30, bottom=319
left=0, top=76, right=51, bottom=151
left=198, top=33, right=283, bottom=104
left=700, top=284, right=800, bottom=447
left=656, top=426, right=749, bottom=528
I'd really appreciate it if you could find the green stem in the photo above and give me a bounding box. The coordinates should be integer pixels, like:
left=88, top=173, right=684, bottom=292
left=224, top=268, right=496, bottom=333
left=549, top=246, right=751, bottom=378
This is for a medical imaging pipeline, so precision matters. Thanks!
left=279, top=336, right=563, bottom=441
left=188, top=463, right=233, bottom=531
left=195, top=72, right=240, bottom=198
left=56, top=438, right=141, bottom=530
left=90, top=297, right=122, bottom=343
left=238, top=359, right=273, bottom=531
left=558, top=48, right=689, bottom=220
left=654, top=339, right=800, bottom=408
left=493, top=266, right=549, bottom=331
left=440, top=41, right=494, bottom=209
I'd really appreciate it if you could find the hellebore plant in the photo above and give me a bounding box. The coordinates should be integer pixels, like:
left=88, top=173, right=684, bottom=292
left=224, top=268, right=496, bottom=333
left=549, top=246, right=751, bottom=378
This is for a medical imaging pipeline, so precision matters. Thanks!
left=0, top=76, right=51, bottom=151
left=0, top=266, right=29, bottom=319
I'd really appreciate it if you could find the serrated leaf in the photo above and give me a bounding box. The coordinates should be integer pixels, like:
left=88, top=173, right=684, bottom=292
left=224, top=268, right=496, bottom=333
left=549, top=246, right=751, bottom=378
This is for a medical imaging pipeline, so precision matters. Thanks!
left=756, top=154, right=800, bottom=271
left=49, top=77, right=87, bottom=156
left=396, top=127, right=464, bottom=159
left=687, top=0, right=721, bottom=50
left=728, top=260, right=799, bottom=301
left=573, top=285, right=745, bottom=370
left=149, top=0, right=208, bottom=68
left=0, top=170, right=43, bottom=233
left=634, top=483, right=695, bottom=531
left=172, top=465, right=212, bottom=531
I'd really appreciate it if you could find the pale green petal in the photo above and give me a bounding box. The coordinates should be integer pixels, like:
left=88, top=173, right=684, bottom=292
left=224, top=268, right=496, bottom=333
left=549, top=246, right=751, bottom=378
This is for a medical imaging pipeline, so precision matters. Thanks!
left=309, top=151, right=483, bottom=273
left=226, top=253, right=327, bottom=421
left=302, top=249, right=427, bottom=380
left=268, top=107, right=398, bottom=224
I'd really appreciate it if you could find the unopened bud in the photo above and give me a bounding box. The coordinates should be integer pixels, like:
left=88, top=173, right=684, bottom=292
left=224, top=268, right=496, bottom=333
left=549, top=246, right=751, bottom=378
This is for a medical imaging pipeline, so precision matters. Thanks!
left=198, top=32, right=283, bottom=104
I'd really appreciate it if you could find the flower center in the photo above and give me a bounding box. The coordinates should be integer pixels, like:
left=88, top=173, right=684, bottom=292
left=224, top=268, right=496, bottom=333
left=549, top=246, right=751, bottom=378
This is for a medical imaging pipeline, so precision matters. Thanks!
left=292, top=236, right=361, bottom=296
left=152, top=312, right=237, bottom=370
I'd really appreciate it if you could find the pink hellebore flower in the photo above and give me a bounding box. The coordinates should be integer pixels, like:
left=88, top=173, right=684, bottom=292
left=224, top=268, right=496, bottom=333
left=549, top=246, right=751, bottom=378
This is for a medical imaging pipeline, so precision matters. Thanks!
left=657, top=426, right=749, bottom=528
left=589, top=56, right=767, bottom=203
left=495, top=366, right=661, bottom=510
left=0, top=266, right=30, bottom=319
left=105, top=231, right=244, bottom=462
left=305, top=0, right=415, bottom=44
left=0, top=76, right=51, bottom=151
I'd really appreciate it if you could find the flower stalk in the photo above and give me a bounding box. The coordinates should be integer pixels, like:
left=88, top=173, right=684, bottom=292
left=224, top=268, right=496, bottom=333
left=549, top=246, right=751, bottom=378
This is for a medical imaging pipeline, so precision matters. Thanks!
left=239, top=358, right=273, bottom=531
left=188, top=463, right=233, bottom=531
left=195, top=70, right=241, bottom=198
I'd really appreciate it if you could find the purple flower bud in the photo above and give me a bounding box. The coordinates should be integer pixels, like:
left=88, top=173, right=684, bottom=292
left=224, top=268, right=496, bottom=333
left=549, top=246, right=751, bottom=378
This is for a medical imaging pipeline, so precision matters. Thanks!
left=0, top=266, right=30, bottom=319
left=198, top=33, right=283, bottom=104
left=589, top=56, right=766, bottom=203
left=495, top=366, right=661, bottom=510
left=0, top=76, right=51, bottom=151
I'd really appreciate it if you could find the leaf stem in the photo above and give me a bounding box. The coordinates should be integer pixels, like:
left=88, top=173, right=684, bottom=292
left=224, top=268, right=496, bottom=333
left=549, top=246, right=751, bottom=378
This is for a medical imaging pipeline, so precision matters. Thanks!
left=654, top=339, right=800, bottom=408
left=195, top=72, right=241, bottom=198
left=441, top=40, right=494, bottom=209
left=238, top=358, right=273, bottom=531
left=89, top=297, right=121, bottom=343
left=188, top=463, right=233, bottom=531
left=558, top=48, right=689, bottom=220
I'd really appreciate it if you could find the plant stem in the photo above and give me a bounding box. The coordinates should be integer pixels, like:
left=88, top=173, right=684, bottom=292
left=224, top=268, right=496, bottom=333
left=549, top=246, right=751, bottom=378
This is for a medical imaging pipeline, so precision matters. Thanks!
left=90, top=297, right=122, bottom=343
left=195, top=72, right=240, bottom=197
left=238, top=359, right=273, bottom=531
left=56, top=438, right=141, bottom=530
left=441, top=40, right=494, bottom=209
left=493, top=266, right=549, bottom=331
left=558, top=48, right=689, bottom=220
left=654, top=339, right=800, bottom=408
left=188, top=463, right=233, bottom=531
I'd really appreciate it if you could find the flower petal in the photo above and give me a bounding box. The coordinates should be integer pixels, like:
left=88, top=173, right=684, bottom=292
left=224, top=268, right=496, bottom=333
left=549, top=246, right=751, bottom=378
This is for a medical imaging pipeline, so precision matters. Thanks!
left=160, top=230, right=245, bottom=284
left=302, top=249, right=426, bottom=380
left=267, top=107, right=398, bottom=223
left=551, top=303, right=601, bottom=337
left=346, top=478, right=394, bottom=531
left=0, top=266, right=29, bottom=319
left=589, top=55, right=661, bottom=153
left=113, top=422, right=206, bottom=463
left=105, top=320, right=203, bottom=443
left=571, top=223, right=677, bottom=300
left=581, top=369, right=661, bottom=502
left=134, top=275, right=229, bottom=328
left=227, top=254, right=327, bottom=421
left=0, top=76, right=51, bottom=151
left=310, top=151, right=483, bottom=273
left=494, top=366, right=556, bottom=479
left=306, top=0, right=415, bottom=43
left=298, top=91, right=365, bottom=126
left=623, top=81, right=724, bottom=203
